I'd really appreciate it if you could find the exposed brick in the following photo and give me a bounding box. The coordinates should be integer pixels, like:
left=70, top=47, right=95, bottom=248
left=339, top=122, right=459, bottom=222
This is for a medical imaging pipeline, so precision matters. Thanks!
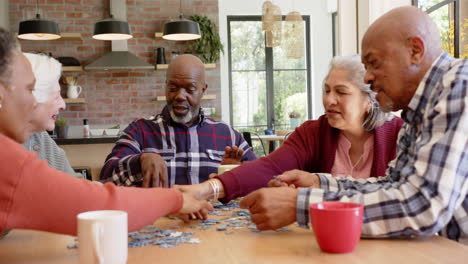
left=10, top=0, right=220, bottom=125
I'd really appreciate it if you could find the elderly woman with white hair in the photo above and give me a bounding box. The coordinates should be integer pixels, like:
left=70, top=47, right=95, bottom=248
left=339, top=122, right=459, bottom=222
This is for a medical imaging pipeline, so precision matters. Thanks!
left=22, top=53, right=82, bottom=178
left=175, top=55, right=404, bottom=205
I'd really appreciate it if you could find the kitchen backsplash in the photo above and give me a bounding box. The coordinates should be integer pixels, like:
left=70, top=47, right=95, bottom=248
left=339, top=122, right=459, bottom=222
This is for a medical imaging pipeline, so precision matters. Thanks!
left=8, top=0, right=221, bottom=126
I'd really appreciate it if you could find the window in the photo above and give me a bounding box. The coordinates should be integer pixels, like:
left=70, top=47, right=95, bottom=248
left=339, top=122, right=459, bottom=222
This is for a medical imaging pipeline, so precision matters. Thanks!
left=227, top=16, right=311, bottom=138
left=413, top=0, right=467, bottom=58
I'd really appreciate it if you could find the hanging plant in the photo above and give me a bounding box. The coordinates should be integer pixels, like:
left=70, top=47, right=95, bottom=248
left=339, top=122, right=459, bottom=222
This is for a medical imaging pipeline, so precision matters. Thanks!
left=189, top=15, right=224, bottom=63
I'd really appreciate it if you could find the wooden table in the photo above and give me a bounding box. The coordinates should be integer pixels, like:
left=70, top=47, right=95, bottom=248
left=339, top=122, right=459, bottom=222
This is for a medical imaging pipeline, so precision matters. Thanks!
left=251, top=135, right=288, bottom=154
left=1, top=216, right=467, bottom=264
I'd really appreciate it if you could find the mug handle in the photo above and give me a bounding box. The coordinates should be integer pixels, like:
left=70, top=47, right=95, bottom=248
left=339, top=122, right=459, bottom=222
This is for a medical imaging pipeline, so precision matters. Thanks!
left=76, top=85, right=83, bottom=96
left=92, top=223, right=104, bottom=264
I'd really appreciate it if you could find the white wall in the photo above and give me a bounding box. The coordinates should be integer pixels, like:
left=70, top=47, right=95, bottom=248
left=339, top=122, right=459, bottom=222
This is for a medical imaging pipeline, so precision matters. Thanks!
left=338, top=0, right=412, bottom=55
left=218, top=0, right=333, bottom=122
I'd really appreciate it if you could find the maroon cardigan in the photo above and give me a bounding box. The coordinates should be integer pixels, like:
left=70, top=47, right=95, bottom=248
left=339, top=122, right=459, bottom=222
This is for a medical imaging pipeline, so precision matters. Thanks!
left=218, top=115, right=404, bottom=202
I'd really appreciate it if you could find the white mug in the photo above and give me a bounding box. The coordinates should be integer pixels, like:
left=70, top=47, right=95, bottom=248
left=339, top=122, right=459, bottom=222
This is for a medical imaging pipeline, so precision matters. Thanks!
left=77, top=210, right=128, bottom=264
left=67, top=85, right=82, bottom=99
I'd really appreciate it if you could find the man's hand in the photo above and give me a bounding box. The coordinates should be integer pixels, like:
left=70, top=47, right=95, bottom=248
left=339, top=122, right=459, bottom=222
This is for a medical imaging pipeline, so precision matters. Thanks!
left=240, top=187, right=298, bottom=230
left=268, top=169, right=320, bottom=188
left=177, top=192, right=214, bottom=220
left=140, top=153, right=168, bottom=188
left=221, top=146, right=244, bottom=165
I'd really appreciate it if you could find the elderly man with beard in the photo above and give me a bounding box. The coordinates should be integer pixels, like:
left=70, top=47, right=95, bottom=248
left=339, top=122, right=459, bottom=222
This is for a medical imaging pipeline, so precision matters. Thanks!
left=100, top=55, right=256, bottom=188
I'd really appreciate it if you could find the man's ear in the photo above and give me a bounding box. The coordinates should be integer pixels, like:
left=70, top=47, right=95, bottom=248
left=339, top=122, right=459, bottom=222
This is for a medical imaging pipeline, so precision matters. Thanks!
left=202, top=83, right=208, bottom=94
left=408, top=36, right=425, bottom=64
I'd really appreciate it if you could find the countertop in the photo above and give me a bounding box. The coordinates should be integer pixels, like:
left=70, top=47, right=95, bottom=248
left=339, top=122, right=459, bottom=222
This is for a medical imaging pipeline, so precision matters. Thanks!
left=54, top=136, right=119, bottom=145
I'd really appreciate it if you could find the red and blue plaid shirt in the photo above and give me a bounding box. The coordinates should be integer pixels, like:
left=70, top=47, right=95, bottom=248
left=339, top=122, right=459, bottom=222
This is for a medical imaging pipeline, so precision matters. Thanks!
left=100, top=107, right=256, bottom=186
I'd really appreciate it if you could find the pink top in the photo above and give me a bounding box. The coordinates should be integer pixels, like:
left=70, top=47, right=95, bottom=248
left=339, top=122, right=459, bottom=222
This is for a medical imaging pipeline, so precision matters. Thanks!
left=0, top=134, right=183, bottom=236
left=331, top=133, right=374, bottom=179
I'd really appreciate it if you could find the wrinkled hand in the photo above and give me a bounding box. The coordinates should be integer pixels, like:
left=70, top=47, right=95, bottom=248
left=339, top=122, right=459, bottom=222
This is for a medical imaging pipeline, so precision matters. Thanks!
left=221, top=146, right=244, bottom=165
left=240, top=187, right=298, bottom=230
left=177, top=192, right=214, bottom=220
left=268, top=169, right=320, bottom=189
left=173, top=182, right=213, bottom=201
left=140, top=153, right=168, bottom=188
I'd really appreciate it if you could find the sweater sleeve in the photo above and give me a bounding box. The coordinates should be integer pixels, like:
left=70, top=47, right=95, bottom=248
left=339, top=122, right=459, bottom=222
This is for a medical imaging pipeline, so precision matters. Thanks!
left=0, top=135, right=182, bottom=236
left=218, top=121, right=318, bottom=202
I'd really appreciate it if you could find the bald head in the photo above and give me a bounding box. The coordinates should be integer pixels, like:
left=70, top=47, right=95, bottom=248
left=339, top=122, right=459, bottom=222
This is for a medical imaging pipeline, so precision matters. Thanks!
left=166, top=54, right=206, bottom=82
left=361, top=6, right=444, bottom=112
left=363, top=6, right=442, bottom=60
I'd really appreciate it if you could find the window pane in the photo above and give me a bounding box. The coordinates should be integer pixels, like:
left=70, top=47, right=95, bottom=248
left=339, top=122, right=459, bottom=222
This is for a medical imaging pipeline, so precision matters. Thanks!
left=232, top=71, right=267, bottom=132
left=273, top=70, right=308, bottom=130
left=230, top=21, right=266, bottom=71
left=419, top=1, right=454, bottom=56
left=273, top=21, right=307, bottom=69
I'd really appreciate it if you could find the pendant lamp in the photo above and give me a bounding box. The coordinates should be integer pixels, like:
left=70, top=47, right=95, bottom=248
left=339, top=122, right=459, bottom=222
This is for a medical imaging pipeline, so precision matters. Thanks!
left=93, top=14, right=132, bottom=40
left=284, top=11, right=304, bottom=59
left=17, top=1, right=61, bottom=40
left=162, top=0, right=201, bottom=41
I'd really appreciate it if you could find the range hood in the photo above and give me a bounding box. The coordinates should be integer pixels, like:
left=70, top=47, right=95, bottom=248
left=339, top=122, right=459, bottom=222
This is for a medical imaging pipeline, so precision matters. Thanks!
left=84, top=0, right=154, bottom=71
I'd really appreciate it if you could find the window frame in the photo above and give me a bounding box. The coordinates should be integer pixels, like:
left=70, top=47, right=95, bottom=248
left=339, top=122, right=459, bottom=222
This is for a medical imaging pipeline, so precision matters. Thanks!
left=413, top=0, right=461, bottom=57
left=226, top=15, right=312, bottom=130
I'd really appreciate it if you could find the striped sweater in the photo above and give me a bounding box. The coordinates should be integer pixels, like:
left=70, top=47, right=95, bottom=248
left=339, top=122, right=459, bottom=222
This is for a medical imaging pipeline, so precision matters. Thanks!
left=22, top=131, right=83, bottom=178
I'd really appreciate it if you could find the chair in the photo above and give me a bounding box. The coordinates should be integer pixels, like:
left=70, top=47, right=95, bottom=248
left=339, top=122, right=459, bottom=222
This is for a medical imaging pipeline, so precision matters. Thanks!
left=242, top=131, right=267, bottom=156
left=242, top=131, right=253, bottom=147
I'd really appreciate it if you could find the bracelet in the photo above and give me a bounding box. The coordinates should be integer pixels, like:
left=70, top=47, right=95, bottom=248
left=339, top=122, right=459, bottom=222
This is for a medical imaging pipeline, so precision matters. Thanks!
left=208, top=179, right=220, bottom=201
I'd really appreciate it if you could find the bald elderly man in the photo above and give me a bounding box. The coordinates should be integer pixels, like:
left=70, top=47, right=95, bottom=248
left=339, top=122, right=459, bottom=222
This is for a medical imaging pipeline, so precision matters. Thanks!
left=100, top=55, right=256, bottom=188
left=239, top=6, right=468, bottom=244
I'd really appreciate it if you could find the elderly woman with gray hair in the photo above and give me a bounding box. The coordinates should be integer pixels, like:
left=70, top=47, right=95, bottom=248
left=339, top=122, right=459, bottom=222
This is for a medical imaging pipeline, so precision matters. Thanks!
left=175, top=55, right=404, bottom=206
left=22, top=53, right=82, bottom=178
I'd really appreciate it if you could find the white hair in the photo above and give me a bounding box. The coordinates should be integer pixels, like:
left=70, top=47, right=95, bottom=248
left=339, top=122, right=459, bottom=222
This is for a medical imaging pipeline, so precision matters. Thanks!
left=23, top=53, right=62, bottom=103
left=324, top=55, right=393, bottom=131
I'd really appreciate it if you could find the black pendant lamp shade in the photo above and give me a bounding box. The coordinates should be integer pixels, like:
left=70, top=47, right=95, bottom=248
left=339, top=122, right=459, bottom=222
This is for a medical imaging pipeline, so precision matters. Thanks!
left=162, top=17, right=201, bottom=41
left=93, top=17, right=133, bottom=40
left=18, top=14, right=61, bottom=40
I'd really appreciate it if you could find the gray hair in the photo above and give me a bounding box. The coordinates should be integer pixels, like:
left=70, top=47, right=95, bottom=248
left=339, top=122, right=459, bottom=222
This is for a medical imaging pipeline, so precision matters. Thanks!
left=324, top=55, right=392, bottom=131
left=23, top=53, right=62, bottom=103
left=0, top=28, right=19, bottom=85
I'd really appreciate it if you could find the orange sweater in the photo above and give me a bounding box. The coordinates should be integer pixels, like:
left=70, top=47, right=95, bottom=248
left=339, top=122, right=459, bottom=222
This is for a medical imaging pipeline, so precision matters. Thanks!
left=0, top=134, right=182, bottom=236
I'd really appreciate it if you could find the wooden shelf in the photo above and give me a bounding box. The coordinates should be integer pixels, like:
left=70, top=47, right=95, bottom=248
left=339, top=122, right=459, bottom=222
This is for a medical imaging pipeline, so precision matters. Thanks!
left=156, top=64, right=216, bottom=70
left=155, top=32, right=163, bottom=38
left=154, top=94, right=216, bottom=102
left=60, top=33, right=82, bottom=40
left=64, top=98, right=85, bottom=104
left=63, top=66, right=83, bottom=72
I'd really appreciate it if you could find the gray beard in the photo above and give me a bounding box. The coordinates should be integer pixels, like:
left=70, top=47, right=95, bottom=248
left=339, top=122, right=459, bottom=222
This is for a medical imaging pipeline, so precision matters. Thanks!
left=169, top=107, right=199, bottom=125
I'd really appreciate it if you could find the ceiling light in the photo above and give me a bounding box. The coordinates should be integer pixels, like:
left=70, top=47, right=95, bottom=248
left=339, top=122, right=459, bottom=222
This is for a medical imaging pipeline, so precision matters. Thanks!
left=17, top=1, right=60, bottom=41
left=92, top=15, right=132, bottom=41
left=162, top=0, right=201, bottom=41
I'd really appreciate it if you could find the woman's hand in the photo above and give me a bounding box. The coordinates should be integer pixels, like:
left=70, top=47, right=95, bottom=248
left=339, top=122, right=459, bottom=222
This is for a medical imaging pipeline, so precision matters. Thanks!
left=268, top=169, right=320, bottom=188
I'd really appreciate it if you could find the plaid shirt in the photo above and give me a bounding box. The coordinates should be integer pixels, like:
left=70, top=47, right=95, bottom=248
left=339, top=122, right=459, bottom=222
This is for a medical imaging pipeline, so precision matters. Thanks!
left=100, top=107, right=256, bottom=186
left=297, top=53, right=468, bottom=244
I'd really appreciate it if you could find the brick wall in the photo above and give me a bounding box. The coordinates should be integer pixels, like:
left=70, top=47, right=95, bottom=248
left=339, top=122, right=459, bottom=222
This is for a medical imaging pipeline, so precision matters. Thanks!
left=9, top=0, right=220, bottom=126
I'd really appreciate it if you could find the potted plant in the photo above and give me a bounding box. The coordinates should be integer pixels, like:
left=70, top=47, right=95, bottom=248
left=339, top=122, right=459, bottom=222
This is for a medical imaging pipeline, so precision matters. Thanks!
left=288, top=111, right=301, bottom=129
left=54, top=116, right=69, bottom=139
left=189, top=15, right=224, bottom=63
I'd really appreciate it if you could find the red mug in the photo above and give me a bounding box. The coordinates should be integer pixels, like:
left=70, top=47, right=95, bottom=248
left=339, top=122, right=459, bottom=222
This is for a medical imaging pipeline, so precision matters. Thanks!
left=309, top=201, right=364, bottom=253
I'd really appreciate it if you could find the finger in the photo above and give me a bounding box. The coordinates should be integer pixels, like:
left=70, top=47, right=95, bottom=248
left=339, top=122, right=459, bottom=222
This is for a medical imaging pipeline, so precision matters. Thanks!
left=142, top=169, right=151, bottom=188
left=198, top=208, right=210, bottom=220
left=240, top=193, right=256, bottom=209
left=267, top=179, right=282, bottom=188
left=250, top=212, right=267, bottom=225
left=194, top=211, right=204, bottom=220
left=189, top=213, right=196, bottom=220
left=208, top=173, right=218, bottom=179
left=152, top=168, right=158, bottom=188
left=160, top=165, right=169, bottom=188
left=178, top=214, right=190, bottom=222
left=237, top=148, right=244, bottom=158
